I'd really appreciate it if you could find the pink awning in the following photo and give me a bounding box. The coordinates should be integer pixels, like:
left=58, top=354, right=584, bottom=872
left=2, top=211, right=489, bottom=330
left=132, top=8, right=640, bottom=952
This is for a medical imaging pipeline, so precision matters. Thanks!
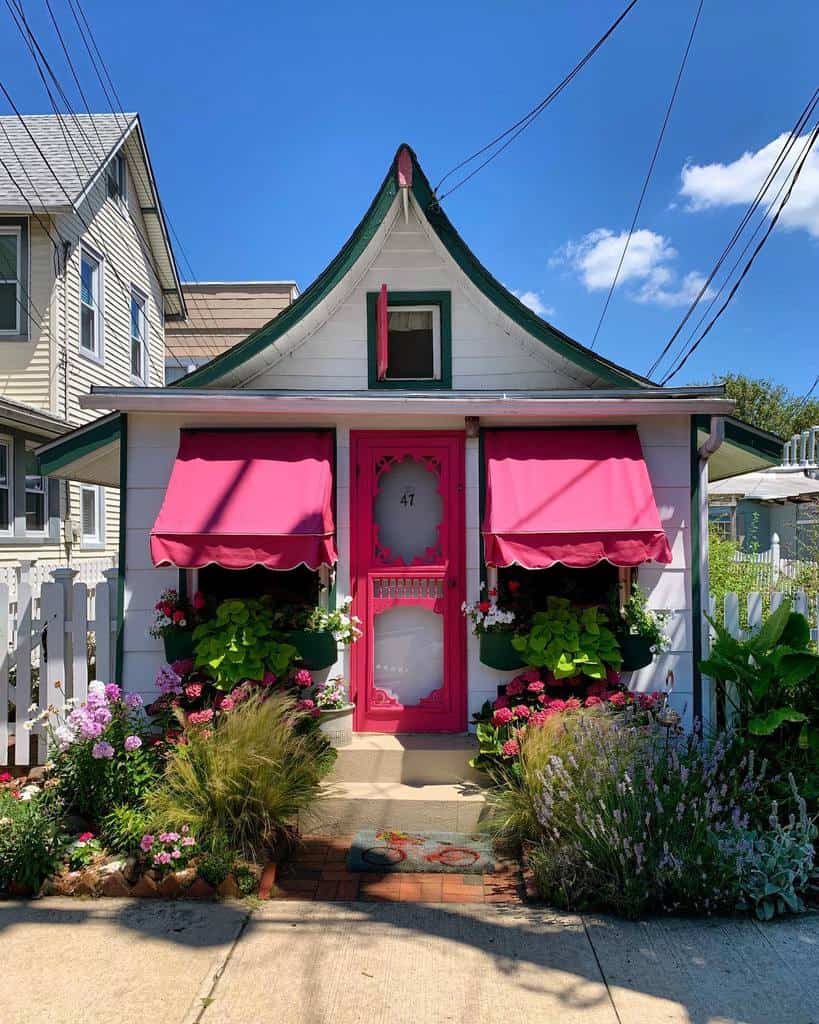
left=150, top=430, right=337, bottom=570
left=482, top=428, right=672, bottom=569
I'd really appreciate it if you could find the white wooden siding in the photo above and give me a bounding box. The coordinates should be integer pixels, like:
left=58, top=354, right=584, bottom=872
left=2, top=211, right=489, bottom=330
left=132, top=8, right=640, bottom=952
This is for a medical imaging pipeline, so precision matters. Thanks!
left=122, top=412, right=695, bottom=724
left=248, top=197, right=603, bottom=392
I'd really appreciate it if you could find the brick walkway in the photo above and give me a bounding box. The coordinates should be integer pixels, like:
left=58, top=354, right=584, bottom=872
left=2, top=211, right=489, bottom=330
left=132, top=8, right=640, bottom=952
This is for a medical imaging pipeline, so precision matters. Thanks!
left=273, top=836, right=523, bottom=904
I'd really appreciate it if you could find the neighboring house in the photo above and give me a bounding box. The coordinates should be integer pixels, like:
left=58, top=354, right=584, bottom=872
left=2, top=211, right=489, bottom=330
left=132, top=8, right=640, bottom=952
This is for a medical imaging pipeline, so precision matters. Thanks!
left=41, top=145, right=781, bottom=826
left=709, top=428, right=819, bottom=559
left=164, top=281, right=298, bottom=382
left=0, top=112, right=184, bottom=571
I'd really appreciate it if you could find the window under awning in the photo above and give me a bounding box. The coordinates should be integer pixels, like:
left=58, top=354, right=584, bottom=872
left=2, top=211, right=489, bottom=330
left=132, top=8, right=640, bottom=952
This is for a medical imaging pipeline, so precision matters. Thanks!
left=482, top=427, right=673, bottom=569
left=150, top=430, right=337, bottom=570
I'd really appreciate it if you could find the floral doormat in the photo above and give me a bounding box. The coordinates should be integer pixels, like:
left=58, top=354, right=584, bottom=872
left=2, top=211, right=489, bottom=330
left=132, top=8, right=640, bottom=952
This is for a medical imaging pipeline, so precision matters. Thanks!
left=347, top=830, right=496, bottom=874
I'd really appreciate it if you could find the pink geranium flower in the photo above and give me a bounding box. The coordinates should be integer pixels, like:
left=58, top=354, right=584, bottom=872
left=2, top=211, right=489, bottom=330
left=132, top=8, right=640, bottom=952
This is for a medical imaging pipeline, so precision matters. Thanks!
left=78, top=831, right=94, bottom=842
left=548, top=699, right=567, bottom=712
left=527, top=680, right=545, bottom=693
left=188, top=708, right=214, bottom=725
left=501, top=738, right=520, bottom=758
left=564, top=697, right=581, bottom=711
left=492, top=706, right=514, bottom=727
left=295, top=669, right=313, bottom=688
left=608, top=691, right=626, bottom=707
left=505, top=678, right=524, bottom=697
left=513, top=704, right=531, bottom=719
left=584, top=695, right=603, bottom=707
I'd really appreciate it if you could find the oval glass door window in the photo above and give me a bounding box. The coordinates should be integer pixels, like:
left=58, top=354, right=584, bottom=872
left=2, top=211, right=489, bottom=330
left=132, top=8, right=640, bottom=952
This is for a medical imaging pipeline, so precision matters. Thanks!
left=373, top=605, right=444, bottom=707
left=373, top=456, right=443, bottom=564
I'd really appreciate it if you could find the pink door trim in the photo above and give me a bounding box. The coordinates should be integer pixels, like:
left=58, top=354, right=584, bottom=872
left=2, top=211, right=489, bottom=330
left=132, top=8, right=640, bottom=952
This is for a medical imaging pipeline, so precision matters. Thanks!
left=350, top=431, right=466, bottom=733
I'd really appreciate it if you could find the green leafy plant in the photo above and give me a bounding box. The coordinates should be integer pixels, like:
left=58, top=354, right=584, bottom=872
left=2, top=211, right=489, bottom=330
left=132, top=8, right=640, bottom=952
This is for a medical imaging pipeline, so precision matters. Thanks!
left=196, top=833, right=234, bottom=887
left=702, top=600, right=819, bottom=811
left=511, top=597, right=622, bottom=679
left=145, top=692, right=335, bottom=859
left=233, top=863, right=260, bottom=896
left=619, top=582, right=670, bottom=651
left=0, top=792, right=61, bottom=893
left=65, top=832, right=103, bottom=870
left=100, top=804, right=151, bottom=855
left=193, top=598, right=298, bottom=690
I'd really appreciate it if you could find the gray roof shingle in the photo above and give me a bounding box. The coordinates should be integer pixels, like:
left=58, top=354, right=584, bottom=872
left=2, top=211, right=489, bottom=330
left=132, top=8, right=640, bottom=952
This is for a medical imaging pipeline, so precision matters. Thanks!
left=0, top=112, right=136, bottom=208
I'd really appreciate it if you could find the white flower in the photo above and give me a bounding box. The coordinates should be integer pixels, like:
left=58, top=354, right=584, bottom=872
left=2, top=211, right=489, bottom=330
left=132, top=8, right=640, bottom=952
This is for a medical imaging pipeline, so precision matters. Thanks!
left=88, top=681, right=106, bottom=697
left=22, top=721, right=33, bottom=731
left=28, top=703, right=38, bottom=713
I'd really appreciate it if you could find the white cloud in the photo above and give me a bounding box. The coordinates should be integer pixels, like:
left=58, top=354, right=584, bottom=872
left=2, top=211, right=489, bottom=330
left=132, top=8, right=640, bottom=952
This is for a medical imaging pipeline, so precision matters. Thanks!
left=511, top=289, right=554, bottom=318
left=680, top=131, right=819, bottom=238
left=552, top=228, right=710, bottom=308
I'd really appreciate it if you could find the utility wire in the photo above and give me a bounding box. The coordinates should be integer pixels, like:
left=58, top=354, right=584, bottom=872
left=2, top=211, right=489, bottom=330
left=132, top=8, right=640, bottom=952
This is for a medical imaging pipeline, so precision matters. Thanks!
left=659, top=121, right=819, bottom=384
left=66, top=0, right=227, bottom=360
left=433, top=0, right=642, bottom=201
left=646, top=88, right=819, bottom=378
left=589, top=0, right=704, bottom=350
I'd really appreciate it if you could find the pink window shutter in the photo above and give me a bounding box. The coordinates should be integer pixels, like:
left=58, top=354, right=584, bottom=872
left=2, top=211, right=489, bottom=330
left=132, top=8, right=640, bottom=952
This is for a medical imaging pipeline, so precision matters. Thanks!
left=376, top=284, right=389, bottom=380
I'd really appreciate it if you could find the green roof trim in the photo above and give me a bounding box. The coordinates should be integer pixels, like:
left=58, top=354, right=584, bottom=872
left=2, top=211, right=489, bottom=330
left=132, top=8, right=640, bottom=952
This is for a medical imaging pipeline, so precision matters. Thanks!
left=177, top=145, right=650, bottom=390
left=723, top=416, right=783, bottom=464
left=37, top=413, right=121, bottom=477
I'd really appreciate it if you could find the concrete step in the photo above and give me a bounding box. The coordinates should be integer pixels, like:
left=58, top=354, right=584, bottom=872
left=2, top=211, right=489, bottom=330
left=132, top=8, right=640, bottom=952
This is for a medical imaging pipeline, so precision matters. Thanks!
left=299, top=781, right=487, bottom=835
left=329, top=733, right=483, bottom=786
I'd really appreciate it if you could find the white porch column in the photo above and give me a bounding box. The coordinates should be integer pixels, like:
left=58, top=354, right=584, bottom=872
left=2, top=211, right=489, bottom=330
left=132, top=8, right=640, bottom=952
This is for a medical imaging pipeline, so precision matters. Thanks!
left=334, top=426, right=351, bottom=682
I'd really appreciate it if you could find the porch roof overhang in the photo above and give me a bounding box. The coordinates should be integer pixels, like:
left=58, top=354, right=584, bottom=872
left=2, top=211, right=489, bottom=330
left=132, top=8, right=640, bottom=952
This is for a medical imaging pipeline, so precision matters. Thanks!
left=35, top=412, right=121, bottom=487
left=0, top=396, right=71, bottom=440
left=699, top=416, right=783, bottom=483
left=80, top=384, right=734, bottom=419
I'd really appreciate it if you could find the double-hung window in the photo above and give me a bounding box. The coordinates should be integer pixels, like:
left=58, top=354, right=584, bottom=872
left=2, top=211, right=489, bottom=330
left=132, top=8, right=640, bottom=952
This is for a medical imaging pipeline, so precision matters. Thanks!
left=0, top=438, right=11, bottom=533
left=367, top=290, right=452, bottom=389
left=80, top=248, right=102, bottom=358
left=24, top=448, right=46, bottom=534
left=110, top=152, right=127, bottom=204
left=0, top=225, right=21, bottom=335
left=130, top=287, right=148, bottom=381
left=80, top=483, right=104, bottom=547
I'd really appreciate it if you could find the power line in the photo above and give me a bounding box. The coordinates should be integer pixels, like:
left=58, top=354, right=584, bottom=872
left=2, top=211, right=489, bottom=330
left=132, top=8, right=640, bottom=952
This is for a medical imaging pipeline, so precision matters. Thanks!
left=61, top=0, right=226, bottom=362
left=589, top=0, right=704, bottom=350
left=660, top=121, right=819, bottom=384
left=433, top=0, right=642, bottom=201
left=794, top=374, right=819, bottom=412
left=646, top=87, right=819, bottom=378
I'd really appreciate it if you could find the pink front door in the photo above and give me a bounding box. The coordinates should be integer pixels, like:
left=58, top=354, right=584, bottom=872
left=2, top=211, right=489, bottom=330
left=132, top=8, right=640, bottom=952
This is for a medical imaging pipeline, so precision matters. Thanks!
left=350, top=432, right=466, bottom=732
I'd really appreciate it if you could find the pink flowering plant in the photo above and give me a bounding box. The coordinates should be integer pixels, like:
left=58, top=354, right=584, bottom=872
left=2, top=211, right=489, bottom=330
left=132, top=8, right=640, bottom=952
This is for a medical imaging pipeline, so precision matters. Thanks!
left=138, top=826, right=197, bottom=875
left=148, top=588, right=206, bottom=640
left=31, top=681, right=160, bottom=822
left=64, top=830, right=103, bottom=870
left=295, top=672, right=351, bottom=713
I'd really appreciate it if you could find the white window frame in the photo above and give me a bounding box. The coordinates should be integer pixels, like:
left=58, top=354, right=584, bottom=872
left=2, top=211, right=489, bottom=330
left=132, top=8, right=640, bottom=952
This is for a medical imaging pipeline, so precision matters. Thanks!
left=79, top=246, right=104, bottom=363
left=130, top=285, right=149, bottom=383
left=0, top=224, right=21, bottom=336
left=24, top=447, right=47, bottom=537
left=113, top=152, right=127, bottom=205
left=0, top=434, right=13, bottom=536
left=79, top=483, right=105, bottom=549
left=385, top=304, right=441, bottom=381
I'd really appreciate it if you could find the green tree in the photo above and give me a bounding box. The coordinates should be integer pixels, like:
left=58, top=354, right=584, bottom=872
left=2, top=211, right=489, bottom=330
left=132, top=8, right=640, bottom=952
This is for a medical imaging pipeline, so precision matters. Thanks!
left=709, top=374, right=819, bottom=438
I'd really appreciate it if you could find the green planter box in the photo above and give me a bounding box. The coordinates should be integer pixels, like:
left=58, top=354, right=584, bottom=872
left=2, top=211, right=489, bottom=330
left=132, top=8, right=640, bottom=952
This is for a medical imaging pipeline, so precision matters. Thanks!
left=163, top=628, right=194, bottom=664
left=288, top=629, right=338, bottom=670
left=619, top=635, right=654, bottom=672
left=479, top=632, right=525, bottom=671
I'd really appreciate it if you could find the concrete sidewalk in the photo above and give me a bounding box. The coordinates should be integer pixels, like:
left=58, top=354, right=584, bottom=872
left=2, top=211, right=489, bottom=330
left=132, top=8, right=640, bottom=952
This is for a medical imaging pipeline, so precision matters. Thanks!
left=1, top=898, right=817, bottom=1024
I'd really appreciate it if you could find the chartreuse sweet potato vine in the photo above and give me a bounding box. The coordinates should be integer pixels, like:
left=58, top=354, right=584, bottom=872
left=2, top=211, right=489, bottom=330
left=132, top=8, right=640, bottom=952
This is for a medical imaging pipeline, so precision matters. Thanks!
left=511, top=596, right=622, bottom=679
left=192, top=598, right=297, bottom=690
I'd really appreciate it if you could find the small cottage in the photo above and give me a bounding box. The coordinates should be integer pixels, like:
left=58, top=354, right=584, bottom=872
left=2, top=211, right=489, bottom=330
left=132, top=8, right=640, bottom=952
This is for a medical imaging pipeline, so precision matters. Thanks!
left=38, top=146, right=780, bottom=819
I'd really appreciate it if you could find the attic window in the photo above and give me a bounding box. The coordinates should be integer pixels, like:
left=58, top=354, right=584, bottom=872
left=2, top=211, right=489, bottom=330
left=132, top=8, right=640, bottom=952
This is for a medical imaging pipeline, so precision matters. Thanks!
left=367, top=290, right=451, bottom=389
left=386, top=307, right=439, bottom=380
left=109, top=153, right=127, bottom=203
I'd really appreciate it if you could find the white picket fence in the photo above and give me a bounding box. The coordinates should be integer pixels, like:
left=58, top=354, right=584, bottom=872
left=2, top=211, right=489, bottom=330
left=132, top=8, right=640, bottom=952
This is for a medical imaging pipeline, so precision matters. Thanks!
left=705, top=588, right=818, bottom=728
left=732, top=533, right=817, bottom=587
left=0, top=563, right=118, bottom=767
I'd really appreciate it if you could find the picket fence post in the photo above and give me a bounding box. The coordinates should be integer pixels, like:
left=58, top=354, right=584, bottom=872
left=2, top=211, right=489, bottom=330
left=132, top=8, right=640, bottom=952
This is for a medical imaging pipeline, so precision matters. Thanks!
left=0, top=582, right=8, bottom=767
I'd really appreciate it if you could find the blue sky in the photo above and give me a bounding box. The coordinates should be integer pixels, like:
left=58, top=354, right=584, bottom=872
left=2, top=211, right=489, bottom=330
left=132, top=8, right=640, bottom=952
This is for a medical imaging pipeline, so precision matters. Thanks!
left=2, top=0, right=817, bottom=389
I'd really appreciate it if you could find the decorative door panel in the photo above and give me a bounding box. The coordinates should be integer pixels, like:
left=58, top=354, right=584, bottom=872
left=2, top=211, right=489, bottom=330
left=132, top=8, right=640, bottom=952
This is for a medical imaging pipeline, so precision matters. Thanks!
left=351, top=433, right=465, bottom=732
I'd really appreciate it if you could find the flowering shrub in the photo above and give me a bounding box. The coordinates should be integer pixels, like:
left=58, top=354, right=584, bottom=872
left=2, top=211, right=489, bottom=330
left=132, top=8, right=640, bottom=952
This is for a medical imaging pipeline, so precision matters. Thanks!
left=32, top=682, right=161, bottom=821
left=149, top=588, right=205, bottom=639
left=471, top=666, right=660, bottom=771
left=528, top=713, right=798, bottom=918
left=0, top=790, right=61, bottom=893
left=139, top=825, right=197, bottom=875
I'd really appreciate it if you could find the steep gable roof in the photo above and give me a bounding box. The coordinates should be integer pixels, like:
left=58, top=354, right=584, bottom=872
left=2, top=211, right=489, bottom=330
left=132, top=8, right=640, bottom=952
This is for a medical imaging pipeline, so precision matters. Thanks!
left=0, top=112, right=185, bottom=319
left=178, top=145, right=653, bottom=389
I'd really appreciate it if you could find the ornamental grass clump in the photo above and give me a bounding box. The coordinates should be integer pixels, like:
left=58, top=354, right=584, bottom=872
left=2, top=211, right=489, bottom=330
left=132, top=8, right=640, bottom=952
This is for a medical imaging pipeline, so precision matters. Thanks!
left=145, top=691, right=335, bottom=859
left=530, top=713, right=773, bottom=918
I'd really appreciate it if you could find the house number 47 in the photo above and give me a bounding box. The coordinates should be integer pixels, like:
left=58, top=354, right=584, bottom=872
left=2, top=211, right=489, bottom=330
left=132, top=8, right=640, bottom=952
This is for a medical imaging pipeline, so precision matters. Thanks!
left=400, top=490, right=415, bottom=507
